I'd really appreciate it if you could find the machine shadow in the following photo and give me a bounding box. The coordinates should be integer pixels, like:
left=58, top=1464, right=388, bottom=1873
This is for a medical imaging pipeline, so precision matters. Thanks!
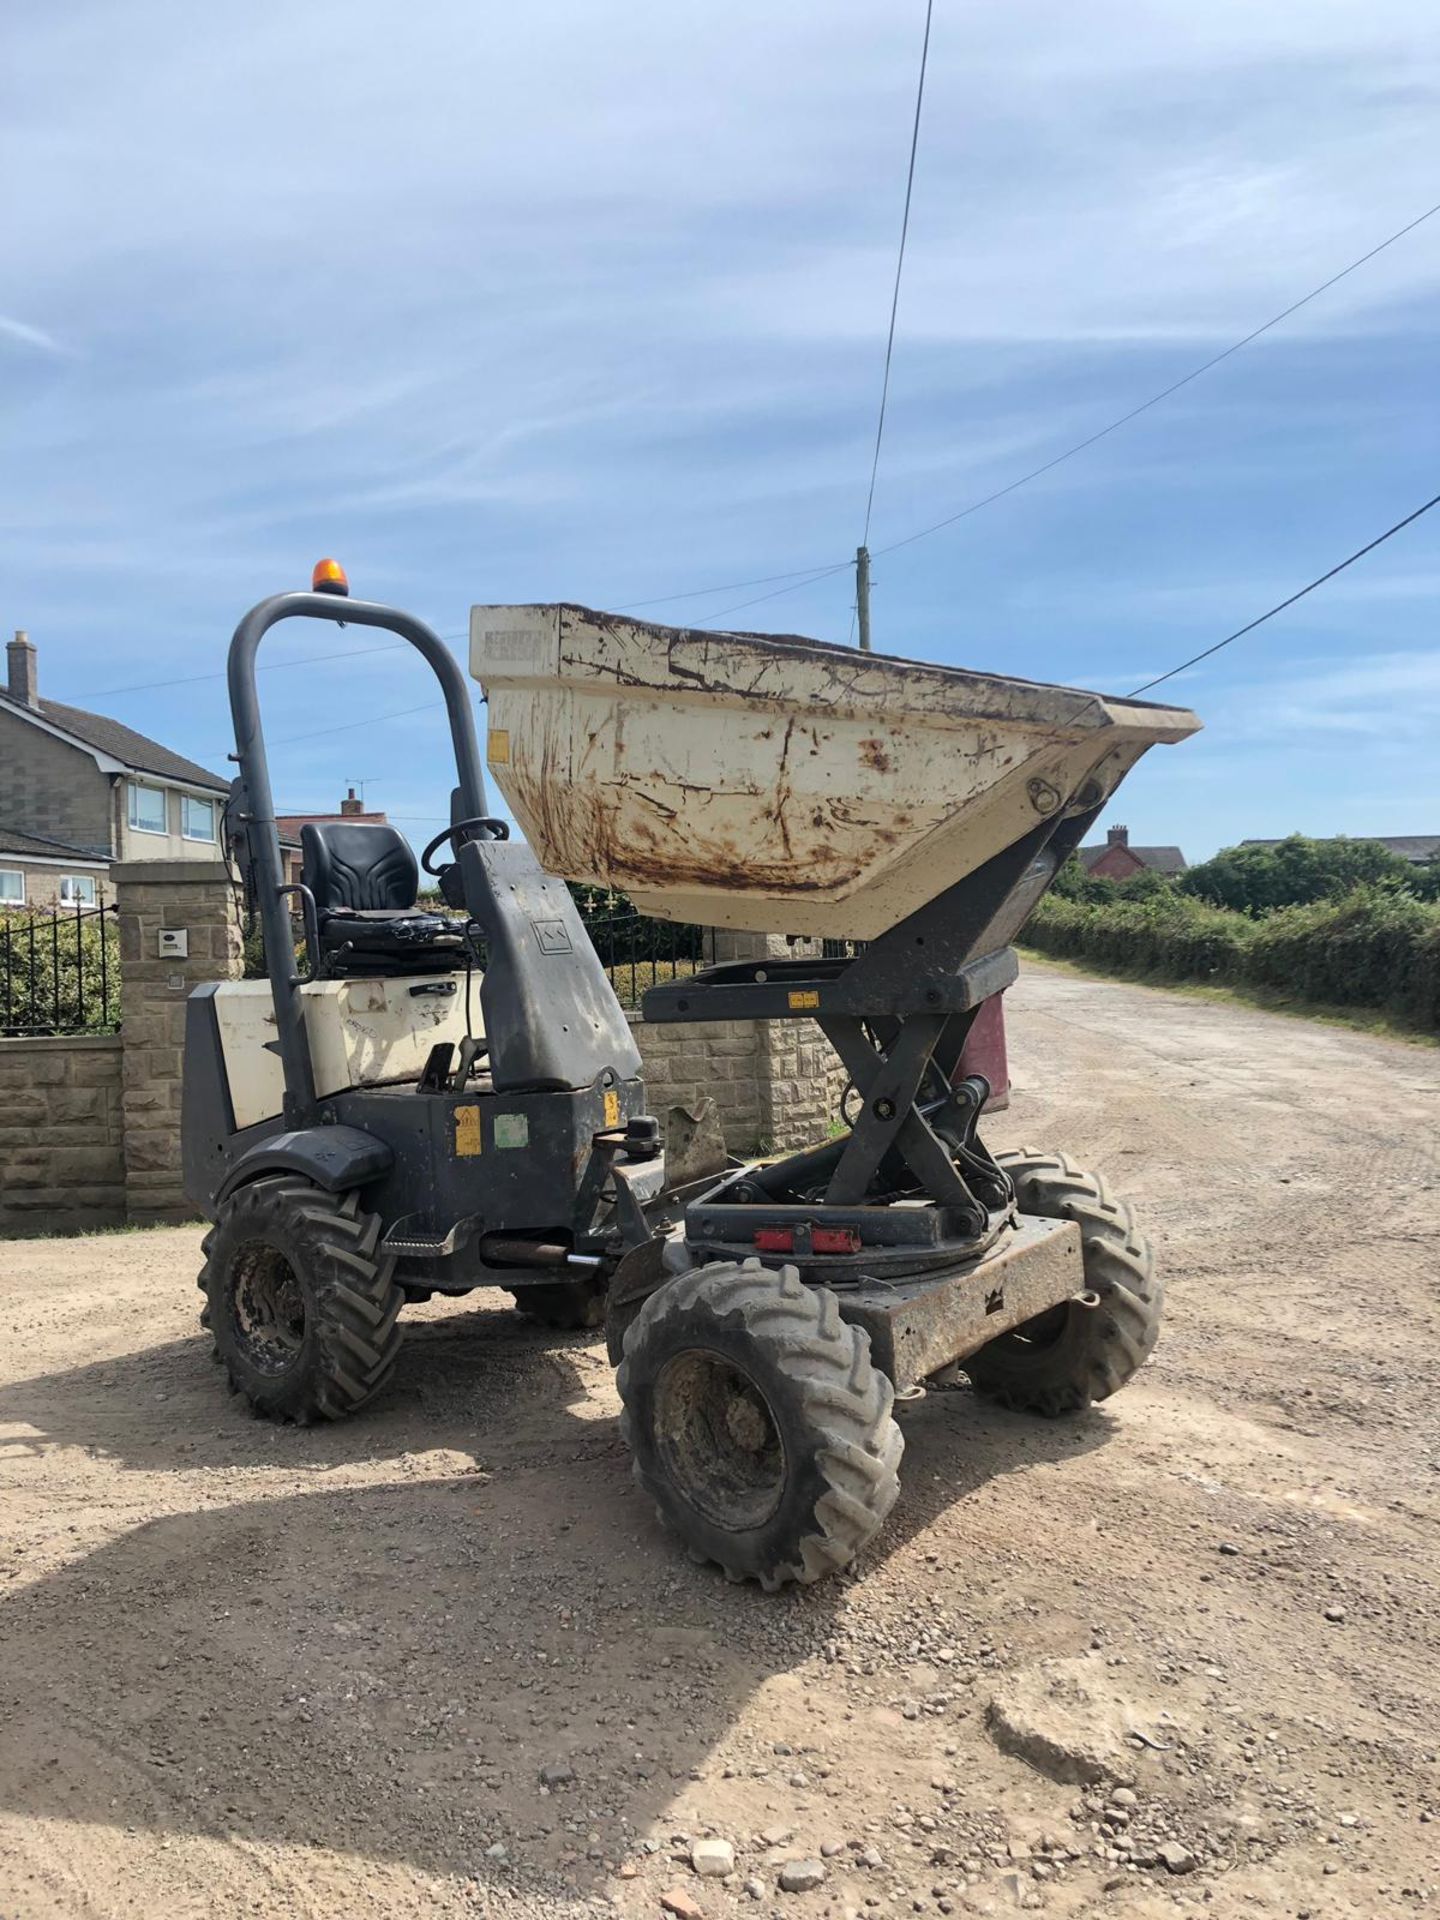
left=0, top=1340, right=1116, bottom=1892
left=0, top=1293, right=613, bottom=1477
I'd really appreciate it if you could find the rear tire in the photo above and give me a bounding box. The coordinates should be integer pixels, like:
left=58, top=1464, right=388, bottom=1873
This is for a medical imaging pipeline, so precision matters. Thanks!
left=510, top=1278, right=608, bottom=1330
left=963, top=1149, right=1159, bottom=1416
left=199, top=1179, right=404, bottom=1423
left=618, top=1259, right=903, bottom=1590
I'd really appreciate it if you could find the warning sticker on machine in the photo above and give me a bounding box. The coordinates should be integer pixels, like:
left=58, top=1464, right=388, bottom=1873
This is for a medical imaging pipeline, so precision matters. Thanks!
left=603, top=1090, right=621, bottom=1129
left=788, top=989, right=821, bottom=1010
left=494, top=1113, right=529, bottom=1150
left=454, top=1106, right=482, bottom=1157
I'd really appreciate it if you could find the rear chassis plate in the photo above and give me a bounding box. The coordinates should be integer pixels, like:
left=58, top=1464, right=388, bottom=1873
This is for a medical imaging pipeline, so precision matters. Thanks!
left=830, top=1215, right=1083, bottom=1391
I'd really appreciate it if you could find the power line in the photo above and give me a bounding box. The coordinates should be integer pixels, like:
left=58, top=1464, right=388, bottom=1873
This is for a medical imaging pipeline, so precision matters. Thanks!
left=861, top=0, right=934, bottom=553
left=875, top=196, right=1440, bottom=559
left=58, top=200, right=1440, bottom=712
left=82, top=638, right=414, bottom=700
left=687, top=196, right=1440, bottom=636
left=211, top=495, right=1440, bottom=815
left=611, top=563, right=848, bottom=612
left=697, top=563, right=856, bottom=628
left=254, top=700, right=443, bottom=751
left=1127, top=488, right=1440, bottom=699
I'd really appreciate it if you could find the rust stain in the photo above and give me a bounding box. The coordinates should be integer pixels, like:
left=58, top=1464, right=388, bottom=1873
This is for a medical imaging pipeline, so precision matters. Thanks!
left=506, top=751, right=858, bottom=897
left=768, top=715, right=797, bottom=863
left=617, top=847, right=841, bottom=894
left=859, top=737, right=893, bottom=774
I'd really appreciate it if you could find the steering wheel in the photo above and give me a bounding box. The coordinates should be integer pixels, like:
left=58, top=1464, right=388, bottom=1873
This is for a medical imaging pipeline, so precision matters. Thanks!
left=421, top=816, right=509, bottom=875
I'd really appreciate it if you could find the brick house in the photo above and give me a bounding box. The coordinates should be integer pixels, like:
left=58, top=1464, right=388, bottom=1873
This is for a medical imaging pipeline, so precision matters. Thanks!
left=1078, top=823, right=1187, bottom=881
left=0, top=629, right=229, bottom=908
left=0, top=825, right=111, bottom=910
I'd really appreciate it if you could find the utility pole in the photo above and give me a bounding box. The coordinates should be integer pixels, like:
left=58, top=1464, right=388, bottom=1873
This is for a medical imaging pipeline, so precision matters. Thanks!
left=855, top=545, right=872, bottom=653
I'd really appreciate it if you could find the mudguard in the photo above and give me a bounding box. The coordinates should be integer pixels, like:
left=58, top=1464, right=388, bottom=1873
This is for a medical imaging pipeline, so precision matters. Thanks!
left=215, top=1125, right=393, bottom=1205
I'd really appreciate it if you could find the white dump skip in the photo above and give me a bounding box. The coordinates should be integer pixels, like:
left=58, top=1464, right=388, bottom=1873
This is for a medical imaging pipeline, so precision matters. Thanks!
left=470, top=606, right=1200, bottom=940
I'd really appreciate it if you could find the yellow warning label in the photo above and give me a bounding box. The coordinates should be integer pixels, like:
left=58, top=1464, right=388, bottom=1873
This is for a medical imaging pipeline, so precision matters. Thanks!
left=454, top=1105, right=482, bottom=1157
left=788, top=989, right=821, bottom=1010
left=603, top=1090, right=621, bottom=1129
left=488, top=728, right=511, bottom=765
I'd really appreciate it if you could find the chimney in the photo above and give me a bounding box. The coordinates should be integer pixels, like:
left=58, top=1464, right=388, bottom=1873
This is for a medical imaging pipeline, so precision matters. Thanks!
left=1106, top=824, right=1129, bottom=848
left=340, top=787, right=365, bottom=816
left=6, top=629, right=38, bottom=709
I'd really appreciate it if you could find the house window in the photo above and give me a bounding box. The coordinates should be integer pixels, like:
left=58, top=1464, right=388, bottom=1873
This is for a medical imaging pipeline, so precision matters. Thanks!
left=128, top=782, right=168, bottom=835
left=0, top=869, right=23, bottom=905
left=181, top=795, right=216, bottom=843
left=60, top=874, right=98, bottom=907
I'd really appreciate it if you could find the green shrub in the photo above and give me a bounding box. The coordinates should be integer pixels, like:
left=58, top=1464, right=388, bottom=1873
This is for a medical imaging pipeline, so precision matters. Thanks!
left=0, top=907, right=120, bottom=1033
left=1180, top=834, right=1420, bottom=914
left=1049, top=858, right=1117, bottom=905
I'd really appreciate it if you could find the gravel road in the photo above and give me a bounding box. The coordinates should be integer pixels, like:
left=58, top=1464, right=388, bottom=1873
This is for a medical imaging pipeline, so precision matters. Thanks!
left=2, top=962, right=1437, bottom=1920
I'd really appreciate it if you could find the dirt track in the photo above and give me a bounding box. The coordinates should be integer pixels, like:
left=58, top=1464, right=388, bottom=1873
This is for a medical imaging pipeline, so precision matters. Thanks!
left=2, top=963, right=1438, bottom=1920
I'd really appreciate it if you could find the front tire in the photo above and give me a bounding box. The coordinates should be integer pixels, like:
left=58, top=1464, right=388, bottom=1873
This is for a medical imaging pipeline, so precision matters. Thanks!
left=963, top=1149, right=1160, bottom=1415
left=199, top=1179, right=404, bottom=1423
left=618, top=1259, right=903, bottom=1590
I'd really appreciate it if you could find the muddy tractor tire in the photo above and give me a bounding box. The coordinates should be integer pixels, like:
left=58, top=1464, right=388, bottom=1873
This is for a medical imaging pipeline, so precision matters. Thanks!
left=617, top=1259, right=903, bottom=1590
left=199, top=1178, right=404, bottom=1424
left=963, top=1149, right=1160, bottom=1416
left=510, top=1278, right=608, bottom=1331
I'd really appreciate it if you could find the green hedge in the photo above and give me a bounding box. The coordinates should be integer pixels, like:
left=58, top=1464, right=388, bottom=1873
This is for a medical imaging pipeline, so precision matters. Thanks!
left=1023, top=884, right=1440, bottom=1032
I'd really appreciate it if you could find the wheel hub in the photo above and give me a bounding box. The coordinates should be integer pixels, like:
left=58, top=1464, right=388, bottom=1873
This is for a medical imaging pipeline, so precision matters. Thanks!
left=652, top=1349, right=786, bottom=1532
left=230, top=1241, right=306, bottom=1375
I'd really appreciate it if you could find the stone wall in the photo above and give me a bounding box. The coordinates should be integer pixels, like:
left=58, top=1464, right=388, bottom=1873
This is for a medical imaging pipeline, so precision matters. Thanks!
left=631, top=1012, right=846, bottom=1154
left=629, top=932, right=849, bottom=1154
left=630, top=1014, right=765, bottom=1152
left=113, top=859, right=243, bottom=1226
left=0, top=1035, right=125, bottom=1234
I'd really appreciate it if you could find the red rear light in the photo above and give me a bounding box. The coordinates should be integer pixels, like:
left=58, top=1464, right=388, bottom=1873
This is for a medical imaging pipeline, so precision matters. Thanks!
left=753, top=1228, right=794, bottom=1253
left=813, top=1227, right=862, bottom=1255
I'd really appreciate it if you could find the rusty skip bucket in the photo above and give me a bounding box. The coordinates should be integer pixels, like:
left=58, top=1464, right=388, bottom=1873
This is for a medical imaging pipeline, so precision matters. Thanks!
left=469, top=606, right=1200, bottom=941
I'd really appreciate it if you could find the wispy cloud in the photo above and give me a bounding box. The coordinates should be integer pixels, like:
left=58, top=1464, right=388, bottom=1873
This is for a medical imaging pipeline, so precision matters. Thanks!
left=1219, top=648, right=1440, bottom=743
left=0, top=313, right=72, bottom=356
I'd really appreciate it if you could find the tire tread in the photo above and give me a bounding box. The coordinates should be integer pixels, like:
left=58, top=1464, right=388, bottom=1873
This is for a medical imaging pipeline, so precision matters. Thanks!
left=198, top=1180, right=404, bottom=1424
left=964, top=1149, right=1161, bottom=1416
left=618, top=1258, right=902, bottom=1589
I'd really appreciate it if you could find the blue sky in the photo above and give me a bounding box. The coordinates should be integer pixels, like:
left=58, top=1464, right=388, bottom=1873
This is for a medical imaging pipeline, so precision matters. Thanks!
left=2, top=0, right=1437, bottom=865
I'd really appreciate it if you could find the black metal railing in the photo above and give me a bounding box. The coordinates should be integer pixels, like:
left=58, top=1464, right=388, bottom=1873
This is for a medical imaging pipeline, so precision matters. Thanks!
left=0, top=904, right=120, bottom=1036
left=581, top=908, right=713, bottom=1010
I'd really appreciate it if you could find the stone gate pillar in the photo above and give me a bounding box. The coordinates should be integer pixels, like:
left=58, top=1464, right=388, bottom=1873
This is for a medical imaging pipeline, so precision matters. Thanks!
left=705, top=928, right=846, bottom=1152
left=113, top=860, right=242, bottom=1225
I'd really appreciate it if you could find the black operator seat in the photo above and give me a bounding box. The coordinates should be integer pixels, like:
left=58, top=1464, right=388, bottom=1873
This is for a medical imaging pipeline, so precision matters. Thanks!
left=299, top=822, right=465, bottom=977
